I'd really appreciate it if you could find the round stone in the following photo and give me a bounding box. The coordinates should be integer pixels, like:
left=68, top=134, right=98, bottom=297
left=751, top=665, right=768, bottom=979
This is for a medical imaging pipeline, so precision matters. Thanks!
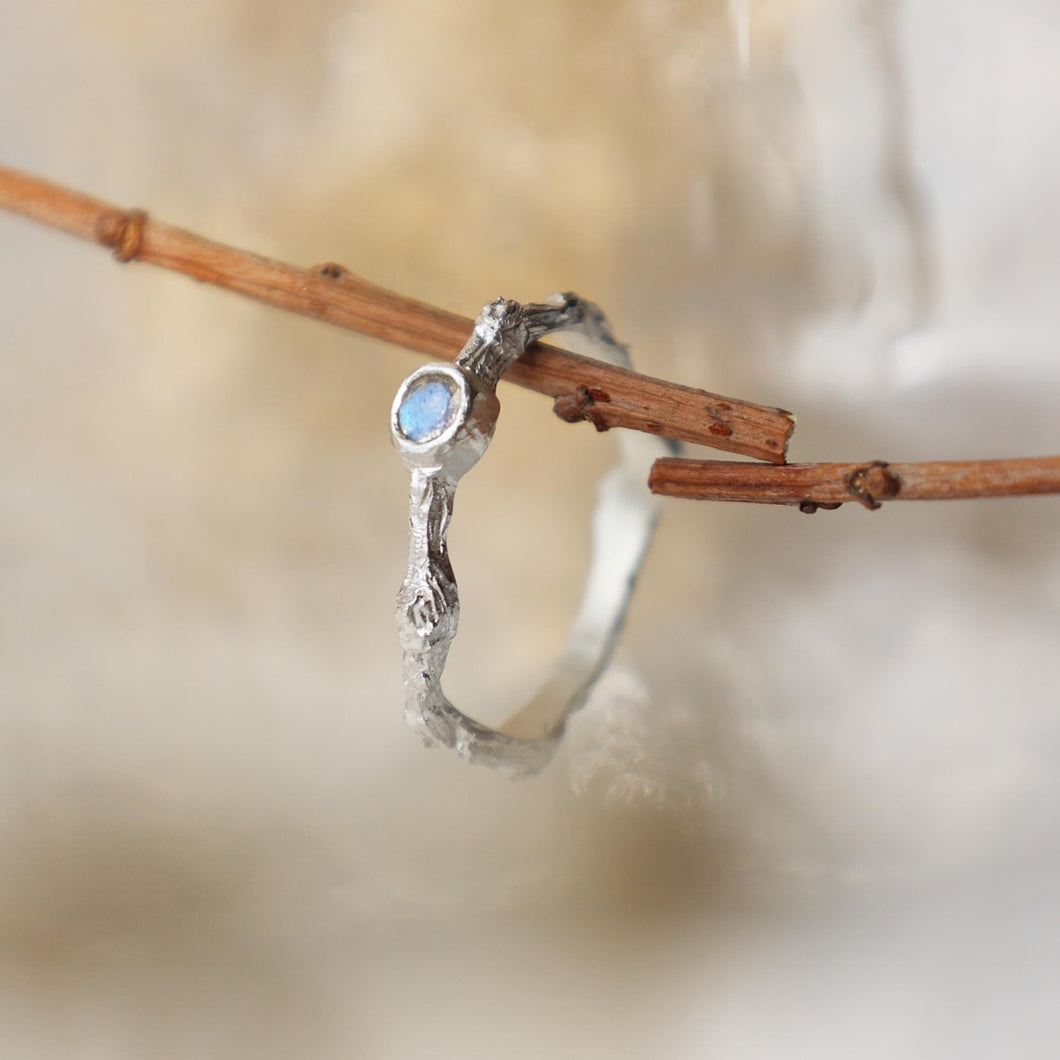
left=397, top=377, right=456, bottom=442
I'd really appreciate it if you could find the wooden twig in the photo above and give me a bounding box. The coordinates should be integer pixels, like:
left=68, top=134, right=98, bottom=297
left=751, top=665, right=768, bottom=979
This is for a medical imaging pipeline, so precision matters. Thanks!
left=649, top=456, right=1060, bottom=509
left=0, top=164, right=794, bottom=463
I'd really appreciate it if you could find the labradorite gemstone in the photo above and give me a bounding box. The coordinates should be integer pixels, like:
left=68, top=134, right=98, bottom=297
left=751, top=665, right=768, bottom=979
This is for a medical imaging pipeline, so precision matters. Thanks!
left=398, top=378, right=454, bottom=442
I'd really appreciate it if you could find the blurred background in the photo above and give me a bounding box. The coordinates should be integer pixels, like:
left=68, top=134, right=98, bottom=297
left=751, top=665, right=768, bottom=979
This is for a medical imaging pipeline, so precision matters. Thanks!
left=1, top=0, right=1059, bottom=1056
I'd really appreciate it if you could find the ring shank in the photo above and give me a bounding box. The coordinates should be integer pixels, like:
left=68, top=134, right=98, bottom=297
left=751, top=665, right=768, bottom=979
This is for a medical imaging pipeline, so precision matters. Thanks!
left=391, top=294, right=671, bottom=774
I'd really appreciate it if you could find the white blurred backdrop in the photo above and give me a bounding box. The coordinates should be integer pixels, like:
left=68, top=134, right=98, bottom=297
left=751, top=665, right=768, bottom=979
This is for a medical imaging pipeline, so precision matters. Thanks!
left=1, top=1, right=1058, bottom=1057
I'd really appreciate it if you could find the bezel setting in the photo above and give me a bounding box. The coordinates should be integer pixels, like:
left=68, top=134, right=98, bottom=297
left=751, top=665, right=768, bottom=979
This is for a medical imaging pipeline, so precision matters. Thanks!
left=390, top=364, right=470, bottom=452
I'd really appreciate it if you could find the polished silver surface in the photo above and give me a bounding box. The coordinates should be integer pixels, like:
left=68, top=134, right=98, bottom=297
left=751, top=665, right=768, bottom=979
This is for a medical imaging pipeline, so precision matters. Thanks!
left=391, top=293, right=671, bottom=774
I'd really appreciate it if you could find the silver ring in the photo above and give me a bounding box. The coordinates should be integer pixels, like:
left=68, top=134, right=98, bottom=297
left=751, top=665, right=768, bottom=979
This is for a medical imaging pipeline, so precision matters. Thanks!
left=391, top=293, right=670, bottom=774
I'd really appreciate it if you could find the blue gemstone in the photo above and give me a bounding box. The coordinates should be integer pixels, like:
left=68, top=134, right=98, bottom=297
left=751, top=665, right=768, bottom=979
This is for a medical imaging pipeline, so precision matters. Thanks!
left=398, top=378, right=454, bottom=442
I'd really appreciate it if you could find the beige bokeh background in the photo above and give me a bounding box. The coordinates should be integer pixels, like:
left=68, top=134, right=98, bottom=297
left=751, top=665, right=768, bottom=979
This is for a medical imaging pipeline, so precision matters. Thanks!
left=2, top=1, right=1059, bottom=1056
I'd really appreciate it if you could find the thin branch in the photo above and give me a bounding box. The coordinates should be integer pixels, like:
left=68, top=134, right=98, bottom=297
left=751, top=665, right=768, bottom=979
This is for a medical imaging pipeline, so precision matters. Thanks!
left=649, top=456, right=1060, bottom=509
left=0, top=164, right=794, bottom=463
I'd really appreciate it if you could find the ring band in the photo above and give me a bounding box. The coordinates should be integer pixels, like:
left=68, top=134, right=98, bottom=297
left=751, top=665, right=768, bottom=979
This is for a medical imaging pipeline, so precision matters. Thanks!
left=391, top=293, right=670, bottom=774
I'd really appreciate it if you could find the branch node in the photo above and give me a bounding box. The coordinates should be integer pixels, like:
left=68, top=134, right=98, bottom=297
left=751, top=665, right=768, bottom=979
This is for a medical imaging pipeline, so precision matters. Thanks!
left=552, top=384, right=611, bottom=432
left=95, top=208, right=148, bottom=262
left=313, top=261, right=348, bottom=280
left=845, top=460, right=900, bottom=510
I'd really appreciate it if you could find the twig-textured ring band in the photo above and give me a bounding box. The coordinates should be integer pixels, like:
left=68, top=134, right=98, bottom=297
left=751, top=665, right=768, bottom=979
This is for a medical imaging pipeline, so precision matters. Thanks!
left=391, top=293, right=671, bottom=774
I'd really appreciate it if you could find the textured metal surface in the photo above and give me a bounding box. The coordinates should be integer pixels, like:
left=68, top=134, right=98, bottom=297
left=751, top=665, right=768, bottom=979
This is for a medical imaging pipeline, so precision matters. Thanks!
left=391, top=293, right=672, bottom=774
